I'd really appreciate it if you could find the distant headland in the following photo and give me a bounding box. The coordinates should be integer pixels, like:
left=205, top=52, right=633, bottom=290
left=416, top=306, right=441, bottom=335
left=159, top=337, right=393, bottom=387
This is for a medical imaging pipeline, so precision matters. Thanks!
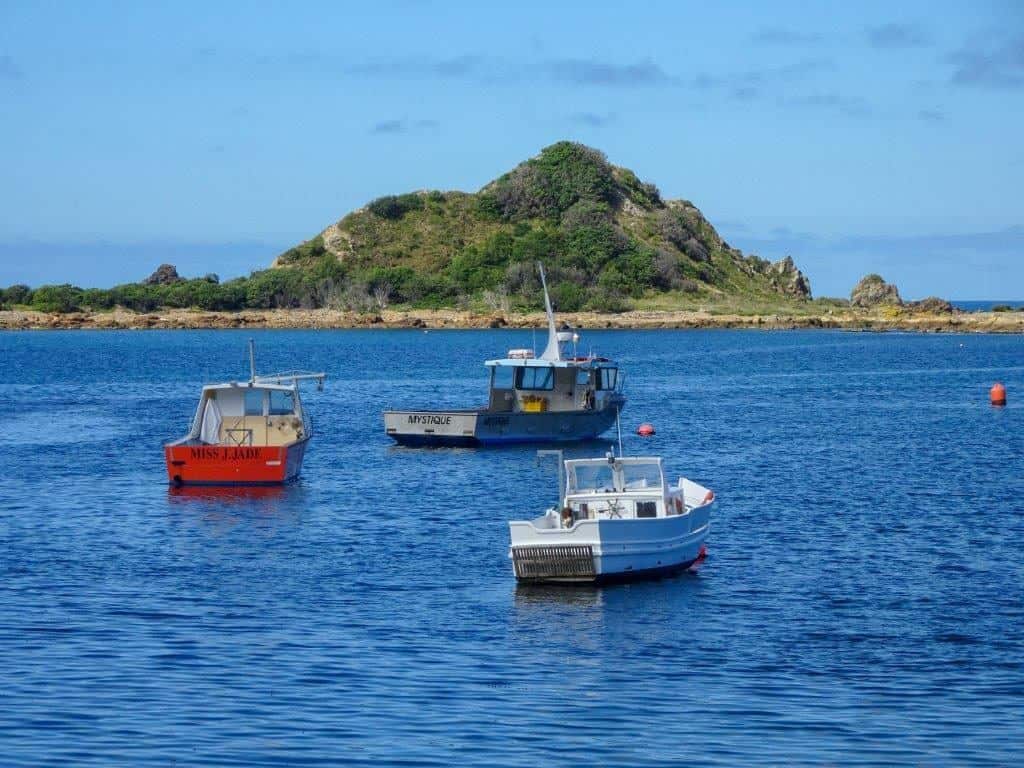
left=1, top=141, right=1020, bottom=332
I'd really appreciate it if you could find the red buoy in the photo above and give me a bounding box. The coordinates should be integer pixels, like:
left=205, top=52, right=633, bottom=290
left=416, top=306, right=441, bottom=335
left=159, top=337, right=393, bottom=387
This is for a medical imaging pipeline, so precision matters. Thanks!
left=636, top=423, right=656, bottom=437
left=991, top=382, right=1007, bottom=406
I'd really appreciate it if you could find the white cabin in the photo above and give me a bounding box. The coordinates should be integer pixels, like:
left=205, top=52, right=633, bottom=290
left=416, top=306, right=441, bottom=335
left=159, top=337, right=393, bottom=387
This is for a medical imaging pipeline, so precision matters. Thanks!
left=177, top=381, right=311, bottom=448
left=558, top=456, right=696, bottom=525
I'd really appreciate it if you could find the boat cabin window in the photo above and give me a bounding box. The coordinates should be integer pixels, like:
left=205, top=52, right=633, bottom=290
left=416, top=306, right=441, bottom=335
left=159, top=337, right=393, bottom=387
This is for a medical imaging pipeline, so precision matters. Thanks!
left=576, top=369, right=591, bottom=386
left=569, top=463, right=614, bottom=492
left=636, top=501, right=658, bottom=518
left=269, top=390, right=295, bottom=415
left=244, top=388, right=264, bottom=416
left=622, top=462, right=663, bottom=490
left=491, top=367, right=514, bottom=389
left=515, top=366, right=554, bottom=391
left=596, top=367, right=618, bottom=390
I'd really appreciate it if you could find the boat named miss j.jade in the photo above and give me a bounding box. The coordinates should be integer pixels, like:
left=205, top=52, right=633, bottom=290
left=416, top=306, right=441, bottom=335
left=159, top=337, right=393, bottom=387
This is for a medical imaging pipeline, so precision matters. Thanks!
left=383, top=265, right=626, bottom=446
left=164, top=342, right=325, bottom=486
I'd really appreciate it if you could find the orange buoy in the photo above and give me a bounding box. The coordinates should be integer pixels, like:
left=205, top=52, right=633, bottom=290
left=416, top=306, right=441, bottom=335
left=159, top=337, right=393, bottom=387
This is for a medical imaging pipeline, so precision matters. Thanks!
left=637, top=423, right=656, bottom=437
left=991, top=382, right=1007, bottom=406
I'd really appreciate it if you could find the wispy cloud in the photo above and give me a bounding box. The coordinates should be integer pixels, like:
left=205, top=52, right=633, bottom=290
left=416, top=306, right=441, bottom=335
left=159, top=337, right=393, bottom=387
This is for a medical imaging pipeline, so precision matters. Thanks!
left=865, top=23, right=930, bottom=49
left=948, top=36, right=1024, bottom=89
left=350, top=54, right=486, bottom=80
left=0, top=55, right=24, bottom=80
left=545, top=58, right=676, bottom=87
left=570, top=111, right=615, bottom=127
left=751, top=27, right=822, bottom=46
left=348, top=54, right=678, bottom=88
left=783, top=91, right=872, bottom=117
left=692, top=58, right=836, bottom=102
left=370, top=118, right=438, bottom=135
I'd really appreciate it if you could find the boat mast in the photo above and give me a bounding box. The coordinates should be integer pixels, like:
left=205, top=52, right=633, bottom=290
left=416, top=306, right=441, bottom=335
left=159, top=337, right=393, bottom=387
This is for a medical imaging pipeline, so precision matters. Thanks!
left=249, top=338, right=257, bottom=384
left=537, top=263, right=561, bottom=362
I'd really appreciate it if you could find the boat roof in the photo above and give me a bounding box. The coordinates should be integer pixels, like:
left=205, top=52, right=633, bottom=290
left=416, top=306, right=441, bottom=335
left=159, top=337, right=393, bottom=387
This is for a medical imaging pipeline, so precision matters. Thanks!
left=484, top=356, right=616, bottom=368
left=565, top=456, right=663, bottom=468
left=201, top=381, right=300, bottom=393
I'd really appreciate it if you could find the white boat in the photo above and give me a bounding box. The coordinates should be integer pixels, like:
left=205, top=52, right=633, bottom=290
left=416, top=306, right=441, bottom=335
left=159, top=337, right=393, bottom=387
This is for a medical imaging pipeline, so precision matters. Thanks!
left=383, top=264, right=626, bottom=446
left=509, top=451, right=714, bottom=583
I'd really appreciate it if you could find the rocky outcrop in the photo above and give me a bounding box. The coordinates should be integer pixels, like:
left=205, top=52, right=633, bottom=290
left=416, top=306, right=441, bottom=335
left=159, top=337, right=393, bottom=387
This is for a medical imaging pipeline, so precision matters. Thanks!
left=907, top=296, right=954, bottom=314
left=851, top=274, right=902, bottom=307
left=143, top=264, right=182, bottom=285
left=770, top=256, right=812, bottom=298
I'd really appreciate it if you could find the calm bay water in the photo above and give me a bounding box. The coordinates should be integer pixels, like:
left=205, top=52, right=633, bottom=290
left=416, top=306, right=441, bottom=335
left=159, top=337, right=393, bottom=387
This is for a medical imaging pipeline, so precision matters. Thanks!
left=952, top=300, right=1024, bottom=311
left=1, top=328, right=1022, bottom=766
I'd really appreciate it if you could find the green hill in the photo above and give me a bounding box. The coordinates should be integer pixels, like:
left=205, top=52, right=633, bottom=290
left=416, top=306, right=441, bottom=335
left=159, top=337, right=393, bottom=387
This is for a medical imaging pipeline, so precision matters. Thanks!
left=274, top=141, right=810, bottom=311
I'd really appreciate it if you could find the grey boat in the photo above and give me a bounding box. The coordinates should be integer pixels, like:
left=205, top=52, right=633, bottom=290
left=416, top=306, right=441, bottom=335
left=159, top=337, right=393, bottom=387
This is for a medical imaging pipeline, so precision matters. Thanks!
left=383, top=266, right=626, bottom=447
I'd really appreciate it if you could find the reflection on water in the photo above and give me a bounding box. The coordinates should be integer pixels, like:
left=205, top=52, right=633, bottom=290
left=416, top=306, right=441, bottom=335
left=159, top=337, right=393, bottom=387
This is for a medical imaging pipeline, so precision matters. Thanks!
left=167, top=485, right=288, bottom=503
left=513, top=583, right=607, bottom=611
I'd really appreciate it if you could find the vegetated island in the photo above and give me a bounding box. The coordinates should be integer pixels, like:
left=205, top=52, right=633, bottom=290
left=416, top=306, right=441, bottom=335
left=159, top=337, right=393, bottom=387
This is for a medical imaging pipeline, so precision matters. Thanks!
left=2, top=142, right=1020, bottom=333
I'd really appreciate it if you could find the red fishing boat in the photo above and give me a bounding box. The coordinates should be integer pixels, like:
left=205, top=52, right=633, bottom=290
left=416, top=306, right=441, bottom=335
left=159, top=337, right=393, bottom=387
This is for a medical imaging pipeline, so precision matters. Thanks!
left=165, top=341, right=325, bottom=486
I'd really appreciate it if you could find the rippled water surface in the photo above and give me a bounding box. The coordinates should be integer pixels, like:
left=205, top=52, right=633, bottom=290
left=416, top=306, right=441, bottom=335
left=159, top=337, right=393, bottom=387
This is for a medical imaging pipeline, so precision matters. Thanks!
left=2, top=329, right=1022, bottom=766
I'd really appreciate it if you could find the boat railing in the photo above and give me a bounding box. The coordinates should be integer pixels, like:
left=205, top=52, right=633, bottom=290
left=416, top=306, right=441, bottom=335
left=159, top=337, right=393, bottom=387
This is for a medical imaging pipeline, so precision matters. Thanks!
left=254, top=371, right=327, bottom=389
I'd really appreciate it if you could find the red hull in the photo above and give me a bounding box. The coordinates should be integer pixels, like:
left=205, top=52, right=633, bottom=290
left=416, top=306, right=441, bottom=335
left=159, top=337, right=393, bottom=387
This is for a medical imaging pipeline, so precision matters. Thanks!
left=164, top=439, right=309, bottom=486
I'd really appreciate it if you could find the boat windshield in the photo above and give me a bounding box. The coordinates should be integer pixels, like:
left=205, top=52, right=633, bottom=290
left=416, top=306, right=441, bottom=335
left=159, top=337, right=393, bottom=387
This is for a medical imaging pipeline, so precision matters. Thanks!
left=566, top=459, right=663, bottom=494
left=269, top=389, right=296, bottom=415
left=621, top=461, right=663, bottom=490
left=569, top=463, right=615, bottom=492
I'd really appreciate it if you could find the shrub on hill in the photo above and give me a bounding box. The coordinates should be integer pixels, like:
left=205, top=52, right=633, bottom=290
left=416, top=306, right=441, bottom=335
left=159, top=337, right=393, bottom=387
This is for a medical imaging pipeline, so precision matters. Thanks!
left=488, top=142, right=618, bottom=221
left=367, top=193, right=425, bottom=220
left=0, top=284, right=31, bottom=308
left=31, top=284, right=84, bottom=313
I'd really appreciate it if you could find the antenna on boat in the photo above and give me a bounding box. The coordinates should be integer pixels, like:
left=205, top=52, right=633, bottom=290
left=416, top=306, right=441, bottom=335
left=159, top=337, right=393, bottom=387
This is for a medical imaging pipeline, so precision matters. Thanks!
left=537, top=262, right=561, bottom=362
left=248, top=338, right=257, bottom=384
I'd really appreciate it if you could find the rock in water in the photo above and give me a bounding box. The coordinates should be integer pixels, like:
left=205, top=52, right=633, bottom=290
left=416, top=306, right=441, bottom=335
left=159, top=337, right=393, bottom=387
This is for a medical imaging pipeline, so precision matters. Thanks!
left=851, top=274, right=902, bottom=307
left=144, top=264, right=183, bottom=285
left=771, top=256, right=812, bottom=298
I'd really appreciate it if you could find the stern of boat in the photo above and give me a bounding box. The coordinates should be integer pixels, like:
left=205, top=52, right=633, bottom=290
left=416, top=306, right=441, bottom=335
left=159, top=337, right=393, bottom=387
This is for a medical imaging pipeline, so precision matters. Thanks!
left=509, top=515, right=601, bottom=582
left=164, top=440, right=307, bottom=486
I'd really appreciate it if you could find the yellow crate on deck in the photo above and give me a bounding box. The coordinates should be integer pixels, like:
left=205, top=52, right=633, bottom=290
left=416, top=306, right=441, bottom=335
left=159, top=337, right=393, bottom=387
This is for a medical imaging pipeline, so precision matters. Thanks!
left=522, top=395, right=548, bottom=413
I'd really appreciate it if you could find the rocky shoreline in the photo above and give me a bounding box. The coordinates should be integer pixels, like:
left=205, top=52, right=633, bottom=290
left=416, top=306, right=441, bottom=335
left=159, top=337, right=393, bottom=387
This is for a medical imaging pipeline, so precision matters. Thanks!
left=2, top=307, right=1022, bottom=333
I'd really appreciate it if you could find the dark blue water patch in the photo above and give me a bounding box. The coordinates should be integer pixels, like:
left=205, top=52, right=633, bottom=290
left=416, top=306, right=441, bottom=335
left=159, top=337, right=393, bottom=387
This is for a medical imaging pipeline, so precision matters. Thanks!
left=0, top=328, right=1022, bottom=766
left=952, top=300, right=1024, bottom=311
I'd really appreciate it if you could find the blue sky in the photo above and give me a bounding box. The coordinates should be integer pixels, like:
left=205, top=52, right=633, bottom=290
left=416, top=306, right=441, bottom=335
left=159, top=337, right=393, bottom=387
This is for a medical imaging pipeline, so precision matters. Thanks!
left=1, top=0, right=1022, bottom=298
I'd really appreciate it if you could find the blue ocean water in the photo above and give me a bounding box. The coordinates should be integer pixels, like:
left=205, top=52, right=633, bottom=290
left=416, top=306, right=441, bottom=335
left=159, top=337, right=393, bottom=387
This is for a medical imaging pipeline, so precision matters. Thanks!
left=952, top=300, right=1024, bottom=311
left=1, top=328, right=1022, bottom=766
